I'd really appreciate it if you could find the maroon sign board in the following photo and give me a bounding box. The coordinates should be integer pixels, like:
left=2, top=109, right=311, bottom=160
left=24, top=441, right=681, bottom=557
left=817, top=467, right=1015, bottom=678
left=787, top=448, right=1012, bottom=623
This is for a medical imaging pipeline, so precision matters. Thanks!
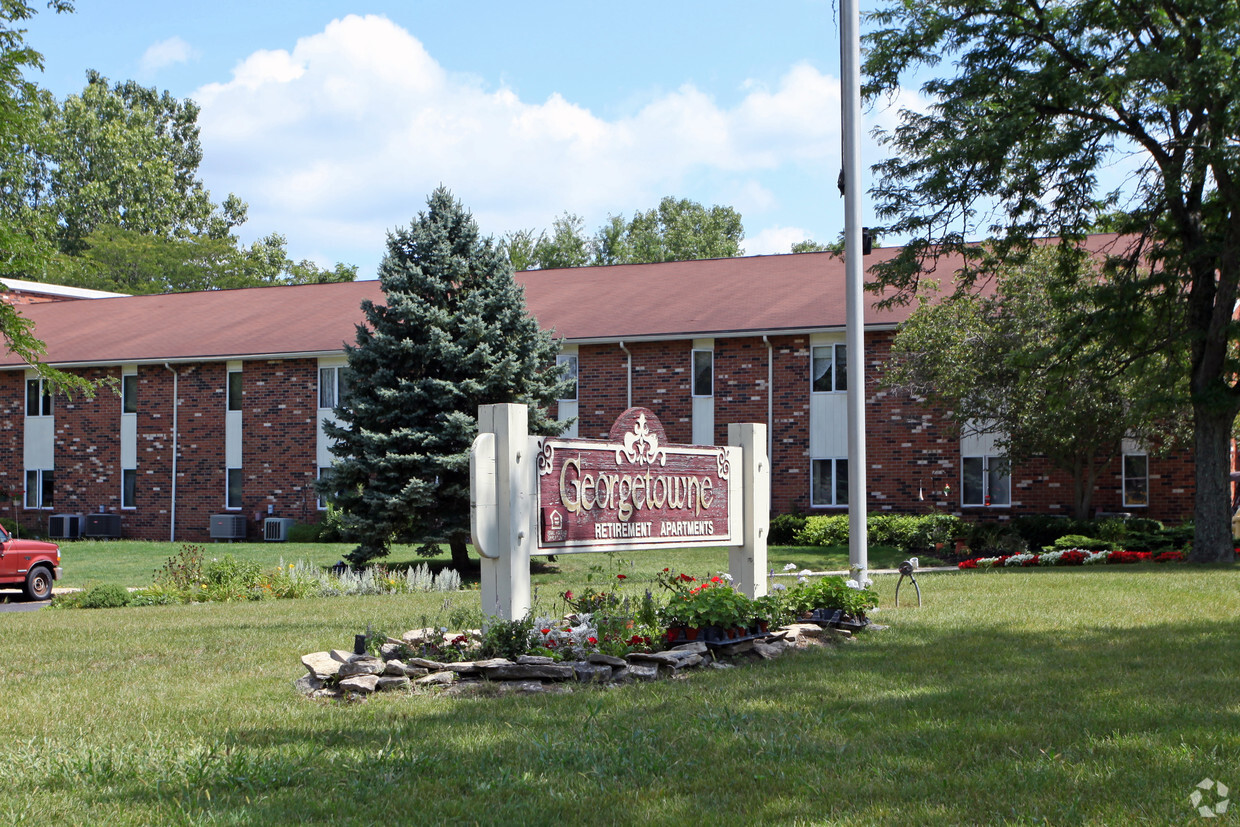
left=536, top=408, right=736, bottom=552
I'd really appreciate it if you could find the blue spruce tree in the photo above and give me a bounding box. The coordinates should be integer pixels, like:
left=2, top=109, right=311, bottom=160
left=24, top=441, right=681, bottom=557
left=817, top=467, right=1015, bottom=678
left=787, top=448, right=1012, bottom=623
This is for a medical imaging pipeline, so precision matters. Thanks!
left=320, top=187, right=570, bottom=569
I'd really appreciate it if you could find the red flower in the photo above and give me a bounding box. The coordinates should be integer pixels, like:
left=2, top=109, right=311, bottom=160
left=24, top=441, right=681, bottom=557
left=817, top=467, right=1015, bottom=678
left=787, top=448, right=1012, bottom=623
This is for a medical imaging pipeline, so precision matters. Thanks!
left=709, top=576, right=722, bottom=583
left=679, top=573, right=695, bottom=582
left=564, top=590, right=574, bottom=601
left=587, top=636, right=598, bottom=645
left=616, top=574, right=627, bottom=580
left=540, top=628, right=551, bottom=635
left=663, top=567, right=670, bottom=573
left=958, top=559, right=978, bottom=569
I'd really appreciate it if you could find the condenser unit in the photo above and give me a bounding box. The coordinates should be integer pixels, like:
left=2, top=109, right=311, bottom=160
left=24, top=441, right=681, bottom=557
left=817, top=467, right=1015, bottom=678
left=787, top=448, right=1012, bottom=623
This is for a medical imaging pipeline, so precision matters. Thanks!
left=49, top=514, right=84, bottom=540
left=209, top=514, right=247, bottom=540
left=84, top=513, right=122, bottom=539
left=263, top=517, right=295, bottom=542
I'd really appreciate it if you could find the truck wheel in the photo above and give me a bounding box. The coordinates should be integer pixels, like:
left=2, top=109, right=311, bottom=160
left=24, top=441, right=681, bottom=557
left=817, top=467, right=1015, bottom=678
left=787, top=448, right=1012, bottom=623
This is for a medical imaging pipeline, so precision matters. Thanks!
left=23, top=567, right=53, bottom=601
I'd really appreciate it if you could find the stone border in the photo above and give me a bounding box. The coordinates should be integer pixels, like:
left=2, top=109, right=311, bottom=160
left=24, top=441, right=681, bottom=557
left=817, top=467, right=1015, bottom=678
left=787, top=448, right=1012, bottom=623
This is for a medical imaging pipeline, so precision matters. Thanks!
left=295, top=622, right=879, bottom=701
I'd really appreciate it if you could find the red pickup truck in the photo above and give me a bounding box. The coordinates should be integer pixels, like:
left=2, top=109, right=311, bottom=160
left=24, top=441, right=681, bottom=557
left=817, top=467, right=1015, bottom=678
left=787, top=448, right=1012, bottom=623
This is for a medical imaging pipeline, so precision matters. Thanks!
left=0, top=526, right=61, bottom=601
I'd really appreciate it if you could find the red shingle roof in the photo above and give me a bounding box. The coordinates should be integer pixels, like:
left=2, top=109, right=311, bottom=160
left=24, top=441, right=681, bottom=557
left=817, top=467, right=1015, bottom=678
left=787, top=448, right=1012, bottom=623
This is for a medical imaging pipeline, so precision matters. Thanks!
left=0, top=237, right=1128, bottom=367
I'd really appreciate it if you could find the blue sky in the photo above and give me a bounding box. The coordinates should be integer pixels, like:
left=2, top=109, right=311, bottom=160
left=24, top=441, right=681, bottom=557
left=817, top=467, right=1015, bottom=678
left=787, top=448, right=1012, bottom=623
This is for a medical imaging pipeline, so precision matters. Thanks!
left=22, top=1, right=920, bottom=277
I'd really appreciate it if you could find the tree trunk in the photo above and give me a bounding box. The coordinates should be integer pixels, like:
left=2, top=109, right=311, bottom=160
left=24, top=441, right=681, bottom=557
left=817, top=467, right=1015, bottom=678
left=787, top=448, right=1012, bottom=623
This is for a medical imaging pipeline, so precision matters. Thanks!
left=449, top=536, right=473, bottom=571
left=1191, top=403, right=1236, bottom=563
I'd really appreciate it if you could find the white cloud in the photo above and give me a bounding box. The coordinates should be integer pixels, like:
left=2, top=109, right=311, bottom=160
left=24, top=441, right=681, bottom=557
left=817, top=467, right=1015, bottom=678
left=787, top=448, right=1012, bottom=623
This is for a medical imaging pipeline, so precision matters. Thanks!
left=140, top=37, right=197, bottom=74
left=193, top=14, right=918, bottom=274
left=746, top=225, right=818, bottom=256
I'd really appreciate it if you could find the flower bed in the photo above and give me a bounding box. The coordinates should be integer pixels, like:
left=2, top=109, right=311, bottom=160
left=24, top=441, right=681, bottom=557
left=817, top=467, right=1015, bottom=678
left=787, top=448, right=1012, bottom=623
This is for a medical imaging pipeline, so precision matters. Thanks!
left=957, top=547, right=1198, bottom=570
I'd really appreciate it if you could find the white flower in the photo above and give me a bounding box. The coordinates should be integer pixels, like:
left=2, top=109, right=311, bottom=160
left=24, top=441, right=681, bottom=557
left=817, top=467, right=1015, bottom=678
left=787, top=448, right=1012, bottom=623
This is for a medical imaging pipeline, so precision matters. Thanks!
left=783, top=563, right=798, bottom=571
left=771, top=582, right=787, bottom=591
left=719, top=572, right=734, bottom=582
left=799, top=569, right=813, bottom=577
left=797, top=576, right=809, bottom=584
left=845, top=579, right=860, bottom=589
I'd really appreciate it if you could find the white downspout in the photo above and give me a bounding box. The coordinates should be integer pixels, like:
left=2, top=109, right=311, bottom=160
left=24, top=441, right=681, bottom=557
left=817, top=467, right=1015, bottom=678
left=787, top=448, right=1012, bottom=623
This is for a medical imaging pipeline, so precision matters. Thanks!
left=618, top=341, right=632, bottom=409
left=763, top=335, right=774, bottom=496
left=164, top=363, right=178, bottom=542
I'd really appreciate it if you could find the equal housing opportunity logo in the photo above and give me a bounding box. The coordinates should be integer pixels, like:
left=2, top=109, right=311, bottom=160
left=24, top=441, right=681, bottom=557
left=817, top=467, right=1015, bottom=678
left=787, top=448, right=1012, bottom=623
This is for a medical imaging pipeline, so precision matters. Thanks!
left=1190, top=778, right=1230, bottom=819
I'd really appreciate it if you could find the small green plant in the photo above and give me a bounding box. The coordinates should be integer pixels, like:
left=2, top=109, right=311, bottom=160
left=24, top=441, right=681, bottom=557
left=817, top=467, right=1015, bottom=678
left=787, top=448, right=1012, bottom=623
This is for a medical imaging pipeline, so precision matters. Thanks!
left=153, top=544, right=204, bottom=591
left=76, top=583, right=132, bottom=609
left=478, top=613, right=536, bottom=660
left=787, top=575, right=877, bottom=618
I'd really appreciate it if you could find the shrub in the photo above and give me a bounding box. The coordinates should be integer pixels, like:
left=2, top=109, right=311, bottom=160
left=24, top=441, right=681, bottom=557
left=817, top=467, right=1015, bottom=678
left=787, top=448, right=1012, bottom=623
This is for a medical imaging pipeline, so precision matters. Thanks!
left=153, top=545, right=204, bottom=591
left=769, top=512, right=808, bottom=545
left=286, top=522, right=322, bottom=543
left=478, top=613, right=536, bottom=660
left=796, top=513, right=967, bottom=553
left=795, top=514, right=850, bottom=546
left=1048, top=534, right=1110, bottom=552
left=77, top=583, right=132, bottom=609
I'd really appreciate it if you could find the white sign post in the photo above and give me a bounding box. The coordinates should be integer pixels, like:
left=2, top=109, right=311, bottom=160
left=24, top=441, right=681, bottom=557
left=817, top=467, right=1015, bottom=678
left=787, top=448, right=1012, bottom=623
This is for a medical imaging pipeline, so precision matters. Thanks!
left=470, top=403, right=769, bottom=623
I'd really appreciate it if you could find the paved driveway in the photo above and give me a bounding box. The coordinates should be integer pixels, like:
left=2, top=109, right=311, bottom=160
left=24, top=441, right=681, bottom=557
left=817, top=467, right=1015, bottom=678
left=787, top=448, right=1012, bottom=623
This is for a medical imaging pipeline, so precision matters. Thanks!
left=0, top=595, right=47, bottom=612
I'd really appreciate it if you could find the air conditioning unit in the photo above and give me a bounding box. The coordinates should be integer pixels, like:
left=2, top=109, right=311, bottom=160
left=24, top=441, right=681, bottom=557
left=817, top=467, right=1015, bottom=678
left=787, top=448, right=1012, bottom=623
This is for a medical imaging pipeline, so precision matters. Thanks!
left=49, top=514, right=84, bottom=540
left=209, top=514, right=247, bottom=540
left=263, top=517, right=295, bottom=542
left=84, top=513, right=122, bottom=539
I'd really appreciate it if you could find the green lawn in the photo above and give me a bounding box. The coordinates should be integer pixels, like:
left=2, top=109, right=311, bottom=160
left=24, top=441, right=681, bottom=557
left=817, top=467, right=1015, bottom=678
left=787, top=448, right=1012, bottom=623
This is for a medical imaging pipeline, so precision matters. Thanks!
left=2, top=562, right=1237, bottom=824
left=46, top=539, right=931, bottom=591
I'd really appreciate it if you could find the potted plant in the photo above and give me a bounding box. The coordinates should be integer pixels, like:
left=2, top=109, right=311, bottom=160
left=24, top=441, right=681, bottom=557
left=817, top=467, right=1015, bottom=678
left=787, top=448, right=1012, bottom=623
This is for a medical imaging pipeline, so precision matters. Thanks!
left=787, top=575, right=878, bottom=628
left=656, top=571, right=756, bottom=643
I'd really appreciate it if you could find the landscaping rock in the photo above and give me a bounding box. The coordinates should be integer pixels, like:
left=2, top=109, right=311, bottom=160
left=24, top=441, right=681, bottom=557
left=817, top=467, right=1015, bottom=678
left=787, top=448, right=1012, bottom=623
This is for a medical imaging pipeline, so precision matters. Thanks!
left=752, top=641, right=781, bottom=660
left=329, top=649, right=356, bottom=663
left=626, top=663, right=659, bottom=682
left=293, top=674, right=323, bottom=695
left=669, top=641, right=708, bottom=655
left=406, top=657, right=447, bottom=671
left=338, top=659, right=385, bottom=678
left=376, top=676, right=411, bottom=692
left=383, top=659, right=409, bottom=676
left=516, top=655, right=556, bottom=665
left=415, top=671, right=457, bottom=686
left=480, top=662, right=576, bottom=681
left=587, top=653, right=627, bottom=667
left=445, top=657, right=513, bottom=676
left=379, top=643, right=405, bottom=660
left=572, top=662, right=612, bottom=684
left=301, top=651, right=343, bottom=679
left=339, top=674, right=379, bottom=695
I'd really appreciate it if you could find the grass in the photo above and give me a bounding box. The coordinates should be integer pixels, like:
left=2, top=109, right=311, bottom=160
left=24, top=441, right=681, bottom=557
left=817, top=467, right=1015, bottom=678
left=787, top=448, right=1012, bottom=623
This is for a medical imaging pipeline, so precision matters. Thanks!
left=1, top=560, right=1237, bottom=824
left=43, top=539, right=928, bottom=592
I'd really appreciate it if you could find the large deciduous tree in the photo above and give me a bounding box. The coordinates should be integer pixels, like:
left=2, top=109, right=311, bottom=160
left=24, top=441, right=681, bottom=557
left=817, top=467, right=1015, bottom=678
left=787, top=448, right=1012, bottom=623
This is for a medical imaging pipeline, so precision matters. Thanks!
left=0, top=0, right=92, bottom=398
left=886, top=248, right=1186, bottom=519
left=320, top=187, right=569, bottom=570
left=864, top=0, right=1240, bottom=561
left=501, top=196, right=745, bottom=270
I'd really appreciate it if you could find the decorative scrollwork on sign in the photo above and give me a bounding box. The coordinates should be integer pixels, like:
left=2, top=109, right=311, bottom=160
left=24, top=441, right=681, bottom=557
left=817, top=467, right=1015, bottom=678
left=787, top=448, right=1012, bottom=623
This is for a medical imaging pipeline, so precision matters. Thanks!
left=716, top=448, right=730, bottom=481
left=616, top=412, right=667, bottom=467
left=537, top=440, right=555, bottom=476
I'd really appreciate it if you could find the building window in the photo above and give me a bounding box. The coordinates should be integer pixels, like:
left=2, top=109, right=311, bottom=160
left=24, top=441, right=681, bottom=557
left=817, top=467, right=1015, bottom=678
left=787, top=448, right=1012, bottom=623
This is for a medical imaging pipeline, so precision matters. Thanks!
left=556, top=354, right=578, bottom=402
left=811, top=458, right=849, bottom=507
left=24, top=469, right=53, bottom=509
left=1123, top=452, right=1149, bottom=507
left=25, top=378, right=52, bottom=417
left=962, top=455, right=1010, bottom=506
left=319, top=366, right=348, bottom=409
left=812, top=343, right=847, bottom=393
left=692, top=349, right=713, bottom=397
left=226, top=468, right=243, bottom=510
left=122, top=374, right=138, bottom=414
left=122, top=469, right=137, bottom=509
left=227, top=370, right=242, bottom=412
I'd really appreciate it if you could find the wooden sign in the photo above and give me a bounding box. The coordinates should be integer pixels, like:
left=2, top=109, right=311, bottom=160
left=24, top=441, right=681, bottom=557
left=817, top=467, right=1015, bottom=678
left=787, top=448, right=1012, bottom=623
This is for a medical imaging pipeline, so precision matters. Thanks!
left=535, top=408, right=734, bottom=551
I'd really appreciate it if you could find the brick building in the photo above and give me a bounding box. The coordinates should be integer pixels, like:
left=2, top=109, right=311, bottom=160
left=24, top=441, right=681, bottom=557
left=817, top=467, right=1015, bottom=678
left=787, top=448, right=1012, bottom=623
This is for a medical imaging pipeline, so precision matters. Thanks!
left=0, top=240, right=1193, bottom=541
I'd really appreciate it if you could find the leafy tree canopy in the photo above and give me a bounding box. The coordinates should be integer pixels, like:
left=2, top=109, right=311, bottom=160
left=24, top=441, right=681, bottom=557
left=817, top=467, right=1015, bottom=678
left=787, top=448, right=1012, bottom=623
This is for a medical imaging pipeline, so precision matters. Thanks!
left=887, top=247, right=1187, bottom=519
left=501, top=196, right=745, bottom=270
left=863, top=0, right=1240, bottom=561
